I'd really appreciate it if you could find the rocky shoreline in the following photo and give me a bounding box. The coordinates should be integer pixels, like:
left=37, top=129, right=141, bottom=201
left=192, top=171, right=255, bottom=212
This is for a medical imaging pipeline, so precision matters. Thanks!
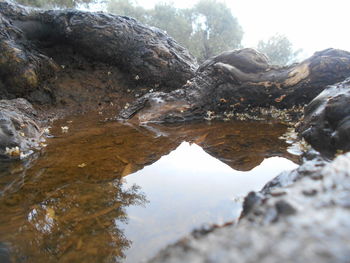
left=150, top=151, right=350, bottom=263
left=148, top=77, right=350, bottom=262
left=1, top=1, right=350, bottom=262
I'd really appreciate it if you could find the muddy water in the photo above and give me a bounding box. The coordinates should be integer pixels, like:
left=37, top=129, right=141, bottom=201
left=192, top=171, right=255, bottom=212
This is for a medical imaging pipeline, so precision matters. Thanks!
left=0, top=113, right=299, bottom=263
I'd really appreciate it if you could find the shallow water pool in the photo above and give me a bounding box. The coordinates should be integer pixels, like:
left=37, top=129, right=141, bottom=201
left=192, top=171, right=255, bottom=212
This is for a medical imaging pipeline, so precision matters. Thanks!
left=0, top=113, right=299, bottom=262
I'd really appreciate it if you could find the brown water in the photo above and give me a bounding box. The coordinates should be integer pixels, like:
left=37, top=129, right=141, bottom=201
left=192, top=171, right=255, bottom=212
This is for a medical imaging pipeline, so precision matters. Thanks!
left=0, top=113, right=299, bottom=263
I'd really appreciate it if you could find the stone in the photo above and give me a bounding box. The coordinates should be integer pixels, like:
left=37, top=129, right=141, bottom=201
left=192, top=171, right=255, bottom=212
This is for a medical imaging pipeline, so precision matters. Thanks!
left=0, top=98, right=43, bottom=160
left=298, top=77, right=350, bottom=156
left=119, top=48, right=350, bottom=123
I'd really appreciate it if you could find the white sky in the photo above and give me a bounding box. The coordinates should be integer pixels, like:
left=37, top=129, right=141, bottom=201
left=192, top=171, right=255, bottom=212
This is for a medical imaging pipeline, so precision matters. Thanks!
left=138, top=0, right=350, bottom=59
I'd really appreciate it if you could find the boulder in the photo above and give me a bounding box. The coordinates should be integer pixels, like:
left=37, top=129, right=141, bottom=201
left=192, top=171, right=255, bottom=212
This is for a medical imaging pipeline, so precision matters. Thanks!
left=0, top=1, right=197, bottom=106
left=298, top=78, right=350, bottom=156
left=120, top=48, right=350, bottom=123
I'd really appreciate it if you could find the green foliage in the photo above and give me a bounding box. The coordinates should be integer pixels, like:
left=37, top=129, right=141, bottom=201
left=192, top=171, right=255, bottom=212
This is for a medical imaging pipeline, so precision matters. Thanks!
left=107, top=1, right=193, bottom=48
left=257, top=34, right=301, bottom=66
left=190, top=0, right=243, bottom=62
left=107, top=0, right=147, bottom=22
left=14, top=0, right=95, bottom=8
left=148, top=3, right=193, bottom=49
left=107, top=0, right=243, bottom=62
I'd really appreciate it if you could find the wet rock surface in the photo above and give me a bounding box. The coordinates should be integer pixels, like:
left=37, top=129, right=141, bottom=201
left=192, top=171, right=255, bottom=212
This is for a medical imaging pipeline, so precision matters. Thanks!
left=120, top=48, right=350, bottom=123
left=299, top=77, right=350, bottom=156
left=149, top=152, right=350, bottom=263
left=0, top=1, right=197, bottom=109
left=0, top=98, right=43, bottom=160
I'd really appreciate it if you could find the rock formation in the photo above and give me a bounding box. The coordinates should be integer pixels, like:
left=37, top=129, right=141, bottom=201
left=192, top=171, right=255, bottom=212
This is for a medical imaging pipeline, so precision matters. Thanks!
left=298, top=77, right=350, bottom=156
left=0, top=2, right=350, bottom=263
left=120, top=48, right=350, bottom=123
left=0, top=1, right=197, bottom=106
left=0, top=0, right=197, bottom=159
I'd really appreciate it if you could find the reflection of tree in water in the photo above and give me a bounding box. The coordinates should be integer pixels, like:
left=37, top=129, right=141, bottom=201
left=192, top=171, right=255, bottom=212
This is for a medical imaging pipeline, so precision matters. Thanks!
left=0, top=172, right=147, bottom=263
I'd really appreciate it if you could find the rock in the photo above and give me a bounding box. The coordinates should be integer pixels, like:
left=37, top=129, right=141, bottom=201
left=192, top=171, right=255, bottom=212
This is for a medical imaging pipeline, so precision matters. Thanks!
left=0, top=243, right=11, bottom=263
left=261, top=151, right=326, bottom=193
left=149, top=153, right=350, bottom=263
left=298, top=77, right=350, bottom=156
left=120, top=48, right=350, bottom=123
left=0, top=98, right=43, bottom=160
left=0, top=1, right=197, bottom=107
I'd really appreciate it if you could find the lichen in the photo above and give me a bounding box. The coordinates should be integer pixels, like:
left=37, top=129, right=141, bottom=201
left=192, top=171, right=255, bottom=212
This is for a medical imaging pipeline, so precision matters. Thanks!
left=204, top=105, right=304, bottom=123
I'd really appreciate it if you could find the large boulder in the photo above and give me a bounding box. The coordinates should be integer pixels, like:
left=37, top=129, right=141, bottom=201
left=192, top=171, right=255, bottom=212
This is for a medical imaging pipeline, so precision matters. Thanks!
left=0, top=1, right=197, bottom=106
left=119, top=48, right=350, bottom=123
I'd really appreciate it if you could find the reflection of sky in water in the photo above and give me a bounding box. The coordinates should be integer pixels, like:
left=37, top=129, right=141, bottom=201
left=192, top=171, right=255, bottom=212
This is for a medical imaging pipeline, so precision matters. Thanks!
left=120, top=142, right=298, bottom=262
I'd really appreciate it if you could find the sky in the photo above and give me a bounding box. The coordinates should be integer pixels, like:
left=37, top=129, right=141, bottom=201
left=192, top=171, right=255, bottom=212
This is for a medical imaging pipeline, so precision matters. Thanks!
left=87, top=0, right=350, bottom=60
left=140, top=0, right=350, bottom=59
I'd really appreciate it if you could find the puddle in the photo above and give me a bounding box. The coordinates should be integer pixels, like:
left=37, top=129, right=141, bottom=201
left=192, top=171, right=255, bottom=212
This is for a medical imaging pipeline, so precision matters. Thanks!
left=0, top=113, right=299, bottom=263
left=121, top=142, right=297, bottom=262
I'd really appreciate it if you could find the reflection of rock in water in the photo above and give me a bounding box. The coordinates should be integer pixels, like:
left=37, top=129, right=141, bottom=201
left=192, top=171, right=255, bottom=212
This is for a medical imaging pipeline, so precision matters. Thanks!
left=149, top=153, right=350, bottom=263
left=0, top=114, right=298, bottom=262
left=145, top=120, right=299, bottom=171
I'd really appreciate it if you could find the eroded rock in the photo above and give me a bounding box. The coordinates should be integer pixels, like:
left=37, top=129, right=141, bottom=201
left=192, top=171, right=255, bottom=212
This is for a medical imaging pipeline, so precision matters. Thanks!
left=120, top=48, right=350, bottom=123
left=298, top=77, right=350, bottom=156
left=0, top=1, right=197, bottom=107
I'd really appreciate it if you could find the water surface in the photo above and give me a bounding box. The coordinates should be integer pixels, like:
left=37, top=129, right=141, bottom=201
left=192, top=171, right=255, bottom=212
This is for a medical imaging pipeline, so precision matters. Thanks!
left=0, top=113, right=299, bottom=262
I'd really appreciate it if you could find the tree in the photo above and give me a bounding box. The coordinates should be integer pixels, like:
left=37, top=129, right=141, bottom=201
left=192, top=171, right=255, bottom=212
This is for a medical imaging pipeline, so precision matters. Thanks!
left=108, top=1, right=192, bottom=48
left=107, top=0, right=147, bottom=22
left=147, top=3, right=193, bottom=49
left=190, top=0, right=243, bottom=62
left=107, top=0, right=243, bottom=63
left=14, top=0, right=95, bottom=8
left=257, top=34, right=301, bottom=66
